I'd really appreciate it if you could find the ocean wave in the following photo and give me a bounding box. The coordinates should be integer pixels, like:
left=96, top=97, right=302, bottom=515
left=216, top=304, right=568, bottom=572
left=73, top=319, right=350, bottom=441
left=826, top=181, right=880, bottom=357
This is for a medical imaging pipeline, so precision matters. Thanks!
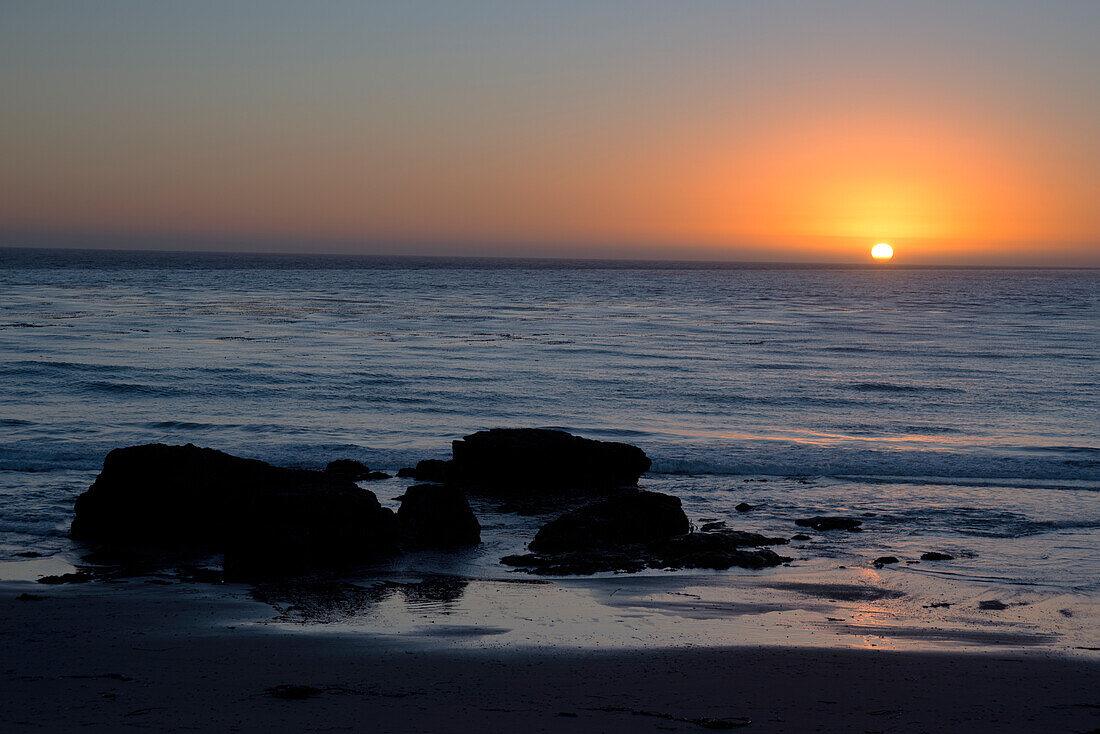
left=650, top=448, right=1100, bottom=483
left=80, top=380, right=187, bottom=397
left=846, top=382, right=964, bottom=393
left=871, top=507, right=1100, bottom=537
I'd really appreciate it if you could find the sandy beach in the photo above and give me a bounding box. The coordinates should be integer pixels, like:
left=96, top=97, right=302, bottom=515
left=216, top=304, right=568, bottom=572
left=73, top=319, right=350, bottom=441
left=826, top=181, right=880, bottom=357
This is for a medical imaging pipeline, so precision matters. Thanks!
left=3, top=574, right=1097, bottom=734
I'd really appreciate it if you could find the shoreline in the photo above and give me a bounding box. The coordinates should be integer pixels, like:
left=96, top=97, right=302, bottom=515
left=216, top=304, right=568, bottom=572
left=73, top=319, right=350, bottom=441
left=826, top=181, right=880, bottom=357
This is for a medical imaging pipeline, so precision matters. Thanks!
left=2, top=580, right=1097, bottom=733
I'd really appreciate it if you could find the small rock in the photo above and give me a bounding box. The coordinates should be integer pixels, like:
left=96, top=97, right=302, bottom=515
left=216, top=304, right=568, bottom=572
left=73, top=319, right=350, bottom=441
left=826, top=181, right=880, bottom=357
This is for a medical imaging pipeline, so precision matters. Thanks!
left=360, top=471, right=392, bottom=481
left=37, top=571, right=94, bottom=585
left=873, top=556, right=899, bottom=566
left=791, top=534, right=811, bottom=541
left=651, top=533, right=790, bottom=571
left=979, top=599, right=1009, bottom=610
left=920, top=551, right=954, bottom=561
left=397, top=459, right=450, bottom=483
left=397, top=484, right=481, bottom=547
left=324, top=459, right=373, bottom=480
left=795, top=516, right=862, bottom=532
left=700, top=521, right=726, bottom=532
left=15, top=551, right=42, bottom=558
left=449, top=428, right=651, bottom=494
left=501, top=550, right=648, bottom=576
left=529, top=491, right=689, bottom=553
left=734, top=502, right=755, bottom=512
left=267, top=684, right=322, bottom=700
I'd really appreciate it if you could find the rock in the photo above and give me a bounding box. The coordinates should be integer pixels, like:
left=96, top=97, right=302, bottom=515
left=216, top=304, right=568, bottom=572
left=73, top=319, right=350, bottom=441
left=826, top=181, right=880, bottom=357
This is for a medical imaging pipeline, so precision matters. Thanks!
left=501, top=551, right=648, bottom=576
left=717, top=530, right=789, bottom=547
left=529, top=490, right=689, bottom=553
left=37, top=571, right=94, bottom=584
left=873, top=556, right=899, bottom=566
left=979, top=599, right=1009, bottom=610
left=70, top=444, right=398, bottom=577
left=15, top=551, right=42, bottom=558
left=324, top=459, right=373, bottom=480
left=396, top=459, right=450, bottom=483
left=508, top=505, right=789, bottom=575
left=448, top=428, right=650, bottom=494
left=735, top=502, right=755, bottom=512
left=700, top=521, right=726, bottom=532
left=921, top=551, right=954, bottom=561
left=503, top=533, right=790, bottom=575
left=397, top=484, right=481, bottom=546
left=361, top=471, right=391, bottom=481
left=791, top=534, right=811, bottom=541
left=649, top=532, right=790, bottom=570
left=267, top=684, right=322, bottom=700
left=794, top=516, right=862, bottom=532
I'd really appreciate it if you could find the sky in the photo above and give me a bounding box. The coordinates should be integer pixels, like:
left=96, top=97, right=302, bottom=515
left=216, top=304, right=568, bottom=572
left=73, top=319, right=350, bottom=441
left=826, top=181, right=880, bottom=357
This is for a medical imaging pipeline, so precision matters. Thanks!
left=1, top=0, right=1098, bottom=264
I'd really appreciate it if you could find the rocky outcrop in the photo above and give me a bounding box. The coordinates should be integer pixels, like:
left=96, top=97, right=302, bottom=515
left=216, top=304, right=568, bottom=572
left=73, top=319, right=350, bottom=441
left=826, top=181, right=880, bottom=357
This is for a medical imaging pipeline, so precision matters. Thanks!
left=648, top=530, right=790, bottom=571
left=794, top=516, right=863, bottom=532
left=503, top=491, right=789, bottom=575
left=71, top=444, right=399, bottom=577
left=921, top=551, right=954, bottom=561
left=452, top=428, right=650, bottom=493
left=400, top=429, right=650, bottom=495
left=324, top=459, right=373, bottom=480
left=396, top=459, right=450, bottom=483
left=529, top=490, right=689, bottom=553
left=397, top=484, right=481, bottom=547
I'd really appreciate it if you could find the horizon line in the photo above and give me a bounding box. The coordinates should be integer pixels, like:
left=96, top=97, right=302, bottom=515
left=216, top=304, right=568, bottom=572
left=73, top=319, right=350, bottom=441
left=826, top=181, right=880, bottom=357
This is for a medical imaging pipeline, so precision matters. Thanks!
left=3, top=245, right=1098, bottom=271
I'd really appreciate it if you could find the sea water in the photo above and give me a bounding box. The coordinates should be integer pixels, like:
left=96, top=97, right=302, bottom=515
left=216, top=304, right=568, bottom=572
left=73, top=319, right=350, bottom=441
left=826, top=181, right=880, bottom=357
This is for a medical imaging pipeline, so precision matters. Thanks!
left=1, top=249, right=1097, bottom=595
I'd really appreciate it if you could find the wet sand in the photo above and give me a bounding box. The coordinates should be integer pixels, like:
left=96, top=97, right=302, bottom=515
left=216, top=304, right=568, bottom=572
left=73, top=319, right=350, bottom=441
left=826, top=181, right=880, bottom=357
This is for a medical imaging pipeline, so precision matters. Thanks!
left=2, top=580, right=1097, bottom=733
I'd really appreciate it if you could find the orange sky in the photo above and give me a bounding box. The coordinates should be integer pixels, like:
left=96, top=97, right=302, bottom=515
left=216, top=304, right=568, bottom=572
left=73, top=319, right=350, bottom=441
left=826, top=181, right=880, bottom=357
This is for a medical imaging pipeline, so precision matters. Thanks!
left=1, top=2, right=1097, bottom=264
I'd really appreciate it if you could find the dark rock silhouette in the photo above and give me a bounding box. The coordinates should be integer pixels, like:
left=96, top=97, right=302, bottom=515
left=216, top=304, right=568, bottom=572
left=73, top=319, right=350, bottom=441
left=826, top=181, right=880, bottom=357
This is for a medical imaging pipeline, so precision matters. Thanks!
left=37, top=571, right=94, bottom=584
left=267, top=685, right=322, bottom=700
left=324, top=459, right=373, bottom=480
left=791, top=533, right=811, bottom=540
left=921, top=551, right=954, bottom=561
left=501, top=550, right=648, bottom=575
left=503, top=530, right=790, bottom=575
left=402, top=429, right=650, bottom=495
left=397, top=484, right=481, bottom=546
left=71, top=444, right=398, bottom=577
left=506, top=492, right=789, bottom=575
left=735, top=502, right=755, bottom=512
left=795, top=516, right=863, bottom=532
left=529, top=490, right=689, bottom=552
left=649, top=531, right=790, bottom=570
left=873, top=556, right=900, bottom=566
left=396, top=459, right=450, bottom=483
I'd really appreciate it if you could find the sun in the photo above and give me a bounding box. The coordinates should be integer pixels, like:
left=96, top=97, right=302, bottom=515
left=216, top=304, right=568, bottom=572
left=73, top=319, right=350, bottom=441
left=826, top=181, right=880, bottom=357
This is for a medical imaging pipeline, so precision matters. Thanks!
left=871, top=243, right=894, bottom=260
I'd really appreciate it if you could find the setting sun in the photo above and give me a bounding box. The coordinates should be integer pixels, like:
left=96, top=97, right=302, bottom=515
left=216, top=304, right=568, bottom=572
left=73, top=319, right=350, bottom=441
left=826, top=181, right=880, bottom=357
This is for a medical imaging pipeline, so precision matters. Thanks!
left=871, top=243, right=894, bottom=260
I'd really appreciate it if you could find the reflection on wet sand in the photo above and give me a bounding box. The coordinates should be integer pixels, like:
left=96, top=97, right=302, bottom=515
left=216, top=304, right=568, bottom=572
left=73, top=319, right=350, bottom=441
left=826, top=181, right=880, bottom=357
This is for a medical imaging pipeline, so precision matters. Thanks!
left=252, top=576, right=470, bottom=624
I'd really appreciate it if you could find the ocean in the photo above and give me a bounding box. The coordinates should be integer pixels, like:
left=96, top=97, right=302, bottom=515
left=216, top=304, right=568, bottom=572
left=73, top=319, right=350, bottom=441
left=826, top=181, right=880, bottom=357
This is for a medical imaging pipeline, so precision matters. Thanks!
left=1, top=248, right=1097, bottom=595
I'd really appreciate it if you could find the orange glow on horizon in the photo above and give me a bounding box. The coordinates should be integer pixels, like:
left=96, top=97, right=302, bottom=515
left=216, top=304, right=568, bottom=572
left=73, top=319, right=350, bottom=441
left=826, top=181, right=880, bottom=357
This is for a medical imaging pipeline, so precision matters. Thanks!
left=1, top=98, right=1095, bottom=265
